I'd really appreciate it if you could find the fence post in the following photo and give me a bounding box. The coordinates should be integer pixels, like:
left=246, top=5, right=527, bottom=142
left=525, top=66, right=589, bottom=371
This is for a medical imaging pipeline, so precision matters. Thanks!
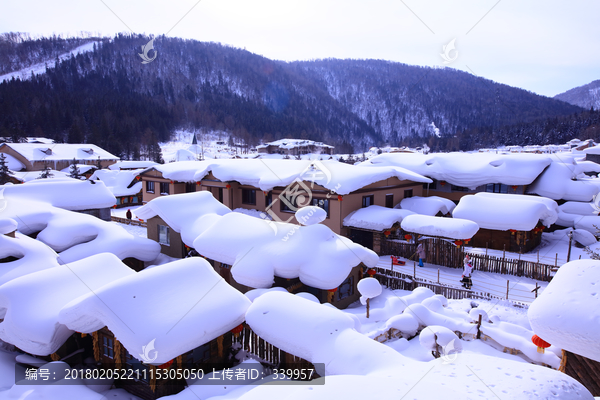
left=414, top=261, right=416, bottom=279
left=476, top=314, right=482, bottom=339
left=437, top=268, right=440, bottom=284
left=555, top=253, right=558, bottom=268
left=502, top=245, right=506, bottom=274
left=506, top=280, right=509, bottom=300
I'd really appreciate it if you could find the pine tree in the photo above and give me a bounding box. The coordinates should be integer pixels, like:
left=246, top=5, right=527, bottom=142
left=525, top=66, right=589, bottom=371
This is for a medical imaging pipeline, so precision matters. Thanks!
left=38, top=162, right=54, bottom=179
left=68, top=158, right=81, bottom=179
left=0, top=154, right=13, bottom=185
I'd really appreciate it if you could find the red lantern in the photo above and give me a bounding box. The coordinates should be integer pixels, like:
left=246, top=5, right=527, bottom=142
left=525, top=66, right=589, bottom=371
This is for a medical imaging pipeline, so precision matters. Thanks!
left=440, top=181, right=446, bottom=186
left=464, top=238, right=471, bottom=243
left=531, top=334, right=551, bottom=353
left=511, top=185, right=518, bottom=190
left=231, top=324, right=244, bottom=336
left=170, top=181, right=174, bottom=184
left=337, top=195, right=343, bottom=201
left=384, top=230, right=391, bottom=237
left=404, top=234, right=412, bottom=241
left=226, top=184, right=231, bottom=189
left=113, top=205, right=117, bottom=209
left=196, top=181, right=200, bottom=185
left=366, top=269, right=377, bottom=276
left=327, top=287, right=338, bottom=293
left=158, top=359, right=173, bottom=369
left=509, top=229, right=517, bottom=235
left=454, top=240, right=463, bottom=247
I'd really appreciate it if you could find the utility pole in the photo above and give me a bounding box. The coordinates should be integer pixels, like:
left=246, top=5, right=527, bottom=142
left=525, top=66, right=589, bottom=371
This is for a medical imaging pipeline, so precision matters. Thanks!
left=566, top=230, right=573, bottom=263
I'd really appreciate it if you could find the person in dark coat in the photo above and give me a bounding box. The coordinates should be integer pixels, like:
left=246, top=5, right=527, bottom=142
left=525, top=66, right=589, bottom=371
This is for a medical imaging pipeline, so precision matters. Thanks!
left=126, top=209, right=132, bottom=220
left=461, top=254, right=474, bottom=289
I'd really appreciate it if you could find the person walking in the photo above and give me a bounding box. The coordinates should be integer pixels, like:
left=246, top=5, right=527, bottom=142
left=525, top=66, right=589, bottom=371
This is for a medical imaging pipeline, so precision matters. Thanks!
left=461, top=254, right=474, bottom=289
left=126, top=209, right=132, bottom=221
left=416, top=243, right=426, bottom=268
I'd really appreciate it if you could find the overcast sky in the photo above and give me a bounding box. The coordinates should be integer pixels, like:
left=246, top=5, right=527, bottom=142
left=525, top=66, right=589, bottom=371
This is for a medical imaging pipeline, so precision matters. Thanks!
left=2, top=0, right=598, bottom=97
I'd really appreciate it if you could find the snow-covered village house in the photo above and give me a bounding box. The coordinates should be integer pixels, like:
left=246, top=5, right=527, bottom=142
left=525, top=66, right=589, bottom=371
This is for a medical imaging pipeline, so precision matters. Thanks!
left=137, top=159, right=432, bottom=243
left=90, top=169, right=143, bottom=209
left=453, top=192, right=559, bottom=253
left=0, top=142, right=119, bottom=172
left=136, top=189, right=380, bottom=310
left=256, top=138, right=334, bottom=155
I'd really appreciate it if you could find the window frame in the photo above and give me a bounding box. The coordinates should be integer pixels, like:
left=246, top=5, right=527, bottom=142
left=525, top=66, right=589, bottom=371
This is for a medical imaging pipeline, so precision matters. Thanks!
left=338, top=275, right=355, bottom=300
left=385, top=194, right=394, bottom=208
left=311, top=197, right=330, bottom=218
left=160, top=182, right=170, bottom=195
left=362, top=195, right=374, bottom=208
left=241, top=188, right=256, bottom=205
left=146, top=180, right=155, bottom=193
left=158, top=224, right=170, bottom=246
left=101, top=335, right=114, bottom=359
left=403, top=189, right=413, bottom=198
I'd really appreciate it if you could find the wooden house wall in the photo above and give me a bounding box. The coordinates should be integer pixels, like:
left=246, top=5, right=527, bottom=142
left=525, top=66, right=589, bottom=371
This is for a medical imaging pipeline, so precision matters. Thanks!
left=469, top=227, right=543, bottom=253
left=562, top=350, right=600, bottom=396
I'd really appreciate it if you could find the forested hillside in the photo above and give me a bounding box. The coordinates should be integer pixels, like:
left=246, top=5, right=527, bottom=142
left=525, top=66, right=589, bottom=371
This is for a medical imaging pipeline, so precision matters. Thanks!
left=0, top=33, right=585, bottom=158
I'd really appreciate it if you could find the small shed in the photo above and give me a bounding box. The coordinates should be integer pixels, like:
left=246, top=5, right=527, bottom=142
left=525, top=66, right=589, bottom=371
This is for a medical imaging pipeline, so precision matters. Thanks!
left=453, top=193, right=558, bottom=253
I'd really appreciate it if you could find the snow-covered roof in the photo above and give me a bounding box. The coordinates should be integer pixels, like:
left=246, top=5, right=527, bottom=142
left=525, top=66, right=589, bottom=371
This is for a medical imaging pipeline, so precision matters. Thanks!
left=0, top=143, right=119, bottom=162
left=12, top=169, right=74, bottom=182
left=59, top=164, right=96, bottom=175
left=1, top=153, right=25, bottom=171
left=138, top=190, right=379, bottom=289
left=89, top=169, right=142, bottom=197
left=400, top=215, right=479, bottom=240
left=399, top=196, right=456, bottom=216
left=527, top=155, right=600, bottom=201
left=528, top=259, right=600, bottom=363
left=151, top=159, right=431, bottom=195
left=363, top=152, right=552, bottom=189
left=136, top=191, right=231, bottom=245
left=0, top=253, right=135, bottom=356
left=453, top=193, right=559, bottom=231
left=108, top=160, right=158, bottom=170
left=258, top=138, right=334, bottom=149
left=0, top=181, right=160, bottom=263
left=343, top=205, right=415, bottom=231
left=583, top=144, right=600, bottom=155
left=59, top=257, right=251, bottom=364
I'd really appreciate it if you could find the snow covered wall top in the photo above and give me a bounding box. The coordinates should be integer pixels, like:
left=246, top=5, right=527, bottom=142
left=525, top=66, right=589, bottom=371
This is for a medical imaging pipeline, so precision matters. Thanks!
left=59, top=257, right=251, bottom=364
left=453, top=193, right=559, bottom=231
left=363, top=152, right=552, bottom=189
left=399, top=195, right=456, bottom=216
left=401, top=215, right=479, bottom=239
left=528, top=259, right=600, bottom=363
left=151, top=159, right=431, bottom=195
left=343, top=205, right=415, bottom=231
left=90, top=169, right=142, bottom=197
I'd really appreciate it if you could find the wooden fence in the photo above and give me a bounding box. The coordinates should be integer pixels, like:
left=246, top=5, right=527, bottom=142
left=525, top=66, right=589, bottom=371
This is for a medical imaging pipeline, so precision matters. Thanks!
left=372, top=267, right=529, bottom=307
left=235, top=325, right=318, bottom=377
left=381, top=238, right=554, bottom=282
left=111, top=216, right=147, bottom=227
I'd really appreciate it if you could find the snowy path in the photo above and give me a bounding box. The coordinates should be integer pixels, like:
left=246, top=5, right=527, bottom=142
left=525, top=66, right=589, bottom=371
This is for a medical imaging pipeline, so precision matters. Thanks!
left=377, top=256, right=548, bottom=303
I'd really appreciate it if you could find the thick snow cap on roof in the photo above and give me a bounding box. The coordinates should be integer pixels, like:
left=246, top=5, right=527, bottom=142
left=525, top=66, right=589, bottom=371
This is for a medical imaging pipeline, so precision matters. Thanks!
left=136, top=191, right=231, bottom=245
left=527, top=155, right=600, bottom=201
left=108, top=160, right=158, bottom=170
left=363, top=152, right=552, bottom=189
left=193, top=210, right=379, bottom=290
left=89, top=169, right=142, bottom=197
left=343, top=205, right=415, bottom=231
left=453, top=193, right=558, bottom=231
left=2, top=179, right=115, bottom=210
left=1, top=143, right=119, bottom=162
left=59, top=257, right=251, bottom=364
left=0, top=253, right=135, bottom=356
left=401, top=215, right=479, bottom=240
left=528, top=259, right=600, bottom=363
left=154, top=159, right=430, bottom=194
left=261, top=138, right=334, bottom=149
left=584, top=145, right=600, bottom=155
left=399, top=196, right=456, bottom=216
left=1, top=153, right=25, bottom=171
left=0, top=218, right=17, bottom=234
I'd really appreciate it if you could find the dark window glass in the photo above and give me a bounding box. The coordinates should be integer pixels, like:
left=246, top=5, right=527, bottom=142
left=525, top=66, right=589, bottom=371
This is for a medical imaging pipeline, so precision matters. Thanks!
left=160, top=182, right=170, bottom=194
left=338, top=276, right=354, bottom=300
left=311, top=198, right=329, bottom=216
left=404, top=189, right=413, bottom=198
left=385, top=194, right=394, bottom=208
left=146, top=180, right=155, bottom=193
left=451, top=185, right=469, bottom=192
left=242, top=189, right=256, bottom=205
left=362, top=195, right=374, bottom=208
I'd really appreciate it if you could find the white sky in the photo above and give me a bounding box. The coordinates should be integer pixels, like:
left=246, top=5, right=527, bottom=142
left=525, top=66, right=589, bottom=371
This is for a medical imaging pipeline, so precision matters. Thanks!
left=2, top=0, right=599, bottom=97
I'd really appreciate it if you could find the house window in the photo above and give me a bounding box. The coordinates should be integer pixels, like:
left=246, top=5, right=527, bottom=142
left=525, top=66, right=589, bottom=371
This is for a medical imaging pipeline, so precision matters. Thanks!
left=158, top=225, right=170, bottom=246
left=217, top=187, right=223, bottom=203
left=404, top=189, right=413, bottom=198
left=102, top=336, right=114, bottom=359
left=124, top=351, right=149, bottom=381
left=311, top=198, right=329, bottom=216
left=338, top=276, right=355, bottom=300
left=185, top=182, right=196, bottom=193
left=451, top=185, right=469, bottom=192
left=160, top=182, right=170, bottom=195
left=146, top=181, right=155, bottom=193
left=486, top=183, right=509, bottom=194
left=385, top=194, right=394, bottom=208
left=362, top=195, right=374, bottom=208
left=266, top=191, right=273, bottom=208
left=186, top=342, right=212, bottom=364
left=242, top=189, right=256, bottom=205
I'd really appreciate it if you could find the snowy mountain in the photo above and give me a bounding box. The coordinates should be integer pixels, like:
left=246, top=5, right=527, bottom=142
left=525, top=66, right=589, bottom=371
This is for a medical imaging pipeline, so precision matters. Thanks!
left=0, top=34, right=583, bottom=158
left=555, top=80, right=600, bottom=110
